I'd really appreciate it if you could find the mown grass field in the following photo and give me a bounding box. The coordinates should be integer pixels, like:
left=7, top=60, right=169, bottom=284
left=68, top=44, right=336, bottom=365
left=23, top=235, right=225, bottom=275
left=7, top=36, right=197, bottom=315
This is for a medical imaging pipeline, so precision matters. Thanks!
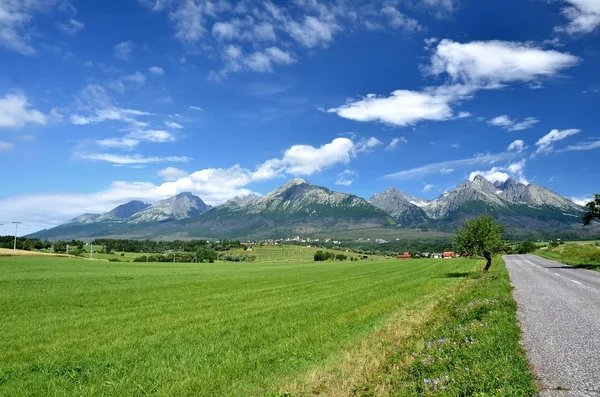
left=0, top=255, right=535, bottom=396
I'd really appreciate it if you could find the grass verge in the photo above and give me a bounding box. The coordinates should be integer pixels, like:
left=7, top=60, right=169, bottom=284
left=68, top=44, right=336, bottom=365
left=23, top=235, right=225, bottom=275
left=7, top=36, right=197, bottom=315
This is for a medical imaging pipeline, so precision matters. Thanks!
left=536, top=244, right=600, bottom=272
left=275, top=257, right=536, bottom=396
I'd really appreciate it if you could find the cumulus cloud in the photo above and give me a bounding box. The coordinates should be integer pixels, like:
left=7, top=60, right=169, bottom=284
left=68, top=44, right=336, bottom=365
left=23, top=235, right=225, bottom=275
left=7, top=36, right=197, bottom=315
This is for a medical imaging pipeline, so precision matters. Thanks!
left=469, top=159, right=529, bottom=185
left=331, top=40, right=578, bottom=127
left=555, top=0, right=600, bottom=34
left=2, top=136, right=380, bottom=233
left=488, top=115, right=540, bottom=131
left=328, top=84, right=471, bottom=126
left=114, top=41, right=134, bottom=60
left=158, top=166, right=188, bottom=181
left=335, top=170, right=357, bottom=186
left=0, top=93, right=48, bottom=129
left=535, top=129, right=580, bottom=154
left=507, top=139, right=526, bottom=153
left=429, top=39, right=580, bottom=86
left=570, top=195, right=594, bottom=206
left=149, top=66, right=165, bottom=75
left=422, top=183, right=435, bottom=192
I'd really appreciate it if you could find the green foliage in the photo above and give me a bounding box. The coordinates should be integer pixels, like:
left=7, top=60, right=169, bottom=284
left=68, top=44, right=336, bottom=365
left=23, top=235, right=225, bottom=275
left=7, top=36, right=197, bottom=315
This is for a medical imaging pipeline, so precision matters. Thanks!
left=335, top=254, right=347, bottom=261
left=52, top=240, right=67, bottom=253
left=314, top=250, right=335, bottom=261
left=516, top=240, right=538, bottom=254
left=453, top=216, right=505, bottom=271
left=549, top=239, right=560, bottom=248
left=583, top=193, right=600, bottom=226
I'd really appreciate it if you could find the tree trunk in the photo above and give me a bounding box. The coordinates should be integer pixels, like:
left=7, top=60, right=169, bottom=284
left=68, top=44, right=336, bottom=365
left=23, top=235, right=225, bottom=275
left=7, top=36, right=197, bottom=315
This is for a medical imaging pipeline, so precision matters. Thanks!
left=483, top=254, right=492, bottom=272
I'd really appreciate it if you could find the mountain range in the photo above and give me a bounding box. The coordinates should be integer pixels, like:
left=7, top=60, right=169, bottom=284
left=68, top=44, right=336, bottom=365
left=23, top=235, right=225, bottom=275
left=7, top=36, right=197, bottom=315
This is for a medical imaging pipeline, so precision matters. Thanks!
left=28, top=176, right=589, bottom=240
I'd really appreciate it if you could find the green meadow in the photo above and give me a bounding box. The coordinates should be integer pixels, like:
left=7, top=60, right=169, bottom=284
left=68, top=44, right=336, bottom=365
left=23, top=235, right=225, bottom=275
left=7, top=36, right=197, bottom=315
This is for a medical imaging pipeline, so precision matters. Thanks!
left=0, top=254, right=535, bottom=396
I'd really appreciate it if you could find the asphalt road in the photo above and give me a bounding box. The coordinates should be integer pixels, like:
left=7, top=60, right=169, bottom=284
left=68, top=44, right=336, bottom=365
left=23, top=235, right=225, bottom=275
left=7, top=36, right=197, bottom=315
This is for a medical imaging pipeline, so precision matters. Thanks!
left=504, top=254, right=600, bottom=396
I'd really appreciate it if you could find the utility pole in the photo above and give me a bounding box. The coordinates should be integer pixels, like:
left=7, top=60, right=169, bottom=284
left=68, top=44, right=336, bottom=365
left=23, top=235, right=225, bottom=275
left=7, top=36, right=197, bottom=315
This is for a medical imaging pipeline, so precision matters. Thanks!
left=12, top=222, right=21, bottom=250
left=90, top=243, right=93, bottom=259
left=66, top=244, right=69, bottom=255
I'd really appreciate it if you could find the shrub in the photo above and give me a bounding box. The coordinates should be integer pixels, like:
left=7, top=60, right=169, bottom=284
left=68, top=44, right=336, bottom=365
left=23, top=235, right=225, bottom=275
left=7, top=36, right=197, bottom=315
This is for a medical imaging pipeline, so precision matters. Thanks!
left=335, top=254, right=348, bottom=261
left=516, top=240, right=537, bottom=254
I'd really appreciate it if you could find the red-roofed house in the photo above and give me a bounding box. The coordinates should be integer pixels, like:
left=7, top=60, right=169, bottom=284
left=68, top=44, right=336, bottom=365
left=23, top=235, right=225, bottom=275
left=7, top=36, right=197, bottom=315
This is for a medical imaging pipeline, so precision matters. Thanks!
left=443, top=252, right=455, bottom=259
left=396, top=252, right=411, bottom=259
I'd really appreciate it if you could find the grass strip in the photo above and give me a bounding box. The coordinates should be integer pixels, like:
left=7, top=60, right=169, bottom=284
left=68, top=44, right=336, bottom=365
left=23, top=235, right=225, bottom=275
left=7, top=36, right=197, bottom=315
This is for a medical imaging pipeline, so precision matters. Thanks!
left=535, top=244, right=600, bottom=272
left=273, top=257, right=536, bottom=396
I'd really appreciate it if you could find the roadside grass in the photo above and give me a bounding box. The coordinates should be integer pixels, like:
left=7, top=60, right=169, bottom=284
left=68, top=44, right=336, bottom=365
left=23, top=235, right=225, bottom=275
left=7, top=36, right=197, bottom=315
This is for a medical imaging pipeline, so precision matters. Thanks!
left=281, top=256, right=536, bottom=396
left=536, top=243, right=600, bottom=271
left=0, top=256, right=477, bottom=396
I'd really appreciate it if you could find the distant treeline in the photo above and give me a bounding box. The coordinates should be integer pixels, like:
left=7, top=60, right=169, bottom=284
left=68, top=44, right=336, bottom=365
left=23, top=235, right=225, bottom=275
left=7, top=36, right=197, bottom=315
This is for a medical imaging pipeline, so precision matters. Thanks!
left=0, top=236, right=50, bottom=251
left=91, top=239, right=243, bottom=254
left=133, top=251, right=256, bottom=263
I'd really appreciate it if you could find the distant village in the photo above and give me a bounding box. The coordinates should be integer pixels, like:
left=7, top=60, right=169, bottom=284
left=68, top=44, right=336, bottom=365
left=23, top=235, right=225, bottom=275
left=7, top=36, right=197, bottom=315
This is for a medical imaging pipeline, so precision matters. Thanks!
left=239, top=235, right=462, bottom=260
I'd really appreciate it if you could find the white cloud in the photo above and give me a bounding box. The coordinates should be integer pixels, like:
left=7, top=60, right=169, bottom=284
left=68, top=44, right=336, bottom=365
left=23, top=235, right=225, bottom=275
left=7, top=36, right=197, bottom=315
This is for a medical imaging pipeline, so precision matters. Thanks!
left=422, top=183, right=435, bottom=192
left=355, top=137, right=383, bottom=152
left=535, top=128, right=580, bottom=154
left=381, top=7, right=422, bottom=31
left=114, top=41, right=134, bottom=60
left=570, top=195, right=594, bottom=206
left=488, top=115, right=539, bottom=131
left=165, top=121, right=184, bottom=129
left=507, top=139, right=526, bottom=153
left=76, top=152, right=190, bottom=165
left=253, top=22, right=276, bottom=41
left=0, top=140, right=14, bottom=151
left=212, top=21, right=240, bottom=40
left=129, top=129, right=176, bottom=143
left=0, top=0, right=64, bottom=54
left=386, top=151, right=517, bottom=180
left=328, top=85, right=470, bottom=127
left=265, top=47, right=296, bottom=64
left=429, top=39, right=580, bottom=86
left=212, top=45, right=297, bottom=78
left=123, top=71, right=146, bottom=85
left=96, top=137, right=140, bottom=149
left=0, top=93, right=47, bottom=129
left=560, top=139, right=600, bottom=152
left=385, top=137, right=408, bottom=151
left=336, top=170, right=357, bottom=186
left=556, top=0, right=600, bottom=34
left=2, top=136, right=379, bottom=233
left=469, top=159, right=529, bottom=185
left=158, top=166, right=188, bottom=181
left=188, top=105, right=203, bottom=111
left=149, top=66, right=165, bottom=75
left=287, top=15, right=339, bottom=48
left=331, top=40, right=578, bottom=127
left=57, top=18, right=85, bottom=35
left=69, top=85, right=152, bottom=126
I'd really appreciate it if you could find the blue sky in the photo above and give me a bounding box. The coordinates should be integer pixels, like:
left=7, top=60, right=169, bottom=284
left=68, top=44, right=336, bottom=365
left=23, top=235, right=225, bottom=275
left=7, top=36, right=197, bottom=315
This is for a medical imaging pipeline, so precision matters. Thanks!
left=0, top=0, right=599, bottom=234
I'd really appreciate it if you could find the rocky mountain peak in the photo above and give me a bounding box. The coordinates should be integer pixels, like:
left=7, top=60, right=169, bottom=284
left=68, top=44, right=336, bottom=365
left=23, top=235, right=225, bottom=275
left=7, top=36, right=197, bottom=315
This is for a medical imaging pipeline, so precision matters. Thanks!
left=95, top=200, right=150, bottom=222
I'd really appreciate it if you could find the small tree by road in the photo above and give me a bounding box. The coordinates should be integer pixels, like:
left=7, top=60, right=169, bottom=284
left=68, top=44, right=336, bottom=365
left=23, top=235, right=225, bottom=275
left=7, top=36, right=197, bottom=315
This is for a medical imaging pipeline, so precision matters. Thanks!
left=453, top=215, right=505, bottom=272
left=582, top=193, right=600, bottom=226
